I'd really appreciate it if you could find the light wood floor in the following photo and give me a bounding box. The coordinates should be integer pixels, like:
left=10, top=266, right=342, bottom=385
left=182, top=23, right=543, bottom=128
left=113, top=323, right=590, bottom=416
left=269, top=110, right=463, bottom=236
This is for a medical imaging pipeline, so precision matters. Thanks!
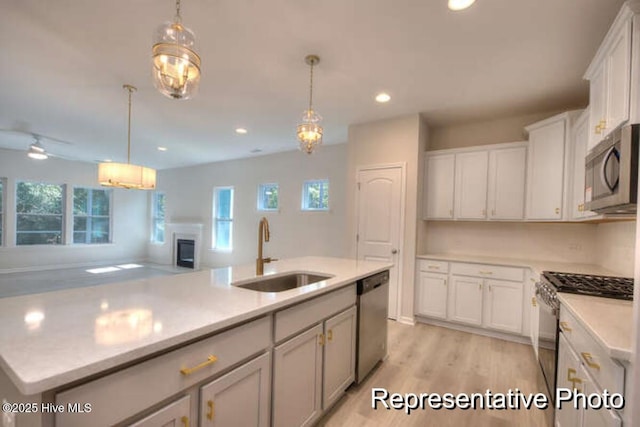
left=319, top=321, right=551, bottom=427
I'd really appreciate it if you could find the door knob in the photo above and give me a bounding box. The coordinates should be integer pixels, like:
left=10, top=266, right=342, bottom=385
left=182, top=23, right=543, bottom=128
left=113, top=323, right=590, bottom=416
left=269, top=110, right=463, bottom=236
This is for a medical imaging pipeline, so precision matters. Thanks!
left=391, top=249, right=398, bottom=254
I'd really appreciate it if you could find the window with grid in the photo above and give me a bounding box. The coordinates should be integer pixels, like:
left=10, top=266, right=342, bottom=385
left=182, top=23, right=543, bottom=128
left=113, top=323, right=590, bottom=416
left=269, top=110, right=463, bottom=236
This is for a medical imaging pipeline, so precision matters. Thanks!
left=257, top=183, right=279, bottom=211
left=151, top=192, right=166, bottom=243
left=301, top=179, right=329, bottom=211
left=212, top=187, right=234, bottom=251
left=73, top=188, right=111, bottom=244
left=16, top=181, right=64, bottom=245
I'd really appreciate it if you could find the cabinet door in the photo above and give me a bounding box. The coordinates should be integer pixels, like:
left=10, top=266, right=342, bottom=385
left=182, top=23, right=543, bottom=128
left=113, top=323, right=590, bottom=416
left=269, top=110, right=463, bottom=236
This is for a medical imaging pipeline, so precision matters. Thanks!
left=526, top=119, right=566, bottom=220
left=200, top=352, right=271, bottom=427
left=323, top=306, right=357, bottom=410
left=488, top=146, right=526, bottom=219
left=581, top=365, right=622, bottom=427
left=454, top=151, right=488, bottom=219
left=128, top=395, right=190, bottom=427
left=416, top=272, right=448, bottom=319
left=529, top=279, right=540, bottom=360
left=589, top=64, right=607, bottom=152
left=424, top=154, right=455, bottom=219
left=556, top=333, right=584, bottom=427
left=448, top=275, right=483, bottom=326
left=483, top=279, right=523, bottom=334
left=606, top=21, right=632, bottom=136
left=273, top=324, right=323, bottom=427
left=571, top=111, right=596, bottom=219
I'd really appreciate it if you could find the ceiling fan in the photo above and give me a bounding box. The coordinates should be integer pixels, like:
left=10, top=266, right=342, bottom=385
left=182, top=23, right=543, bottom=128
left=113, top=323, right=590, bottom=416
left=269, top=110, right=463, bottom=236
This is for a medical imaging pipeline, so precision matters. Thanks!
left=0, top=128, right=74, bottom=160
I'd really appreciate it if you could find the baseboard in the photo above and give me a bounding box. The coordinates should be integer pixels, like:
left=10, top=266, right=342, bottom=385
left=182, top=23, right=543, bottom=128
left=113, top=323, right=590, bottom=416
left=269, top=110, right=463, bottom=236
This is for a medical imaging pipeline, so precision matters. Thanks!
left=396, top=315, right=416, bottom=326
left=415, top=315, right=532, bottom=346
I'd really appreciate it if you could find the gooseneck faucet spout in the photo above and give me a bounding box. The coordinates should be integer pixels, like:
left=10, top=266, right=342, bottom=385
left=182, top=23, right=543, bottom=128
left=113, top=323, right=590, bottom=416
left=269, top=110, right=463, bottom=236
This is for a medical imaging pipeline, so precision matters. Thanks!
left=257, top=217, right=277, bottom=275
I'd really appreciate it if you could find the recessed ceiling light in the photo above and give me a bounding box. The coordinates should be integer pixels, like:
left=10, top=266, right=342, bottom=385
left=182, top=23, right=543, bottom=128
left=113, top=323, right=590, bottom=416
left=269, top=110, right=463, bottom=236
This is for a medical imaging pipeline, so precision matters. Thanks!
left=235, top=128, right=248, bottom=134
left=448, top=0, right=476, bottom=11
left=157, top=146, right=168, bottom=151
left=375, top=93, right=391, bottom=103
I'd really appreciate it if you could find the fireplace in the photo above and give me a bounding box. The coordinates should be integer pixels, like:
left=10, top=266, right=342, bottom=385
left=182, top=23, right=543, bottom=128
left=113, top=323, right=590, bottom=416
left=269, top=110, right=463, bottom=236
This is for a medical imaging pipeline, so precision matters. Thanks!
left=176, top=239, right=195, bottom=268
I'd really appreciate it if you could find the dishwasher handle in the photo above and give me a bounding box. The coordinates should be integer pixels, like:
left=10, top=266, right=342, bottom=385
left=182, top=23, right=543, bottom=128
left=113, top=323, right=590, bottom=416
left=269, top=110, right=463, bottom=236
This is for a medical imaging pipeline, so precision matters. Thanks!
left=357, top=270, right=390, bottom=295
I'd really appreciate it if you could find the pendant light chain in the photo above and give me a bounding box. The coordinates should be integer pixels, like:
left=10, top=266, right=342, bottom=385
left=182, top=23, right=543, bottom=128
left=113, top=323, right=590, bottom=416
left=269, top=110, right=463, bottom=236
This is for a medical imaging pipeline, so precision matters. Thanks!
left=175, top=0, right=182, bottom=22
left=123, top=84, right=137, bottom=165
left=308, top=61, right=314, bottom=112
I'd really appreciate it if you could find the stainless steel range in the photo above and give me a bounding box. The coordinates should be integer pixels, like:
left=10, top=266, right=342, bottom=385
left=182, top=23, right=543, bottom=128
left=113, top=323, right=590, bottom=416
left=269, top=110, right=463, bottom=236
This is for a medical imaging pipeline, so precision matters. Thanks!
left=535, top=271, right=634, bottom=404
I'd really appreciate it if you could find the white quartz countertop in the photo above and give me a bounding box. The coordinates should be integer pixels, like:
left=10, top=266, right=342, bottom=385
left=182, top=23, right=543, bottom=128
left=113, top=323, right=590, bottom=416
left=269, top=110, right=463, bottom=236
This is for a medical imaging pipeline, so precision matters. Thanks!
left=0, top=257, right=391, bottom=395
left=558, top=293, right=633, bottom=361
left=417, top=253, right=621, bottom=277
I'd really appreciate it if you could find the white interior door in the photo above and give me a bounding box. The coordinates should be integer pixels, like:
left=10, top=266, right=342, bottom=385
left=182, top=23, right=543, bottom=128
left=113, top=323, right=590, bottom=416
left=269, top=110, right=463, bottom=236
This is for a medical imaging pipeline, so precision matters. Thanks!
left=356, top=166, right=404, bottom=320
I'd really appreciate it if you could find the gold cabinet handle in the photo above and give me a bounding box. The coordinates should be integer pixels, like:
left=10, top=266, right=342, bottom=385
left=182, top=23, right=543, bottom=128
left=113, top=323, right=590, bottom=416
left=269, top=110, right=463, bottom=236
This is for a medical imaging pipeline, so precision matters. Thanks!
left=181, top=416, right=190, bottom=427
left=427, top=265, right=440, bottom=270
left=531, top=297, right=537, bottom=307
left=555, top=208, right=560, bottom=214
left=449, top=209, right=453, bottom=217
left=318, top=333, right=325, bottom=346
left=567, top=368, right=582, bottom=389
left=478, top=283, right=482, bottom=290
left=180, top=355, right=218, bottom=376
left=327, top=329, right=333, bottom=342
left=207, top=400, right=215, bottom=421
left=595, top=124, right=602, bottom=134
left=444, top=279, right=447, bottom=286
left=488, top=285, right=492, bottom=292
left=560, top=321, right=572, bottom=332
left=479, top=271, right=493, bottom=275
left=581, top=352, right=600, bottom=370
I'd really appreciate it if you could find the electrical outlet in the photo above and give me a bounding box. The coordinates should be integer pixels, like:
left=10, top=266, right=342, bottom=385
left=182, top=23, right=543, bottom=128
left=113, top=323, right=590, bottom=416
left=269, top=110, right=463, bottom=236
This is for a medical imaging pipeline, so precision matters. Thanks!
left=2, top=399, right=16, bottom=427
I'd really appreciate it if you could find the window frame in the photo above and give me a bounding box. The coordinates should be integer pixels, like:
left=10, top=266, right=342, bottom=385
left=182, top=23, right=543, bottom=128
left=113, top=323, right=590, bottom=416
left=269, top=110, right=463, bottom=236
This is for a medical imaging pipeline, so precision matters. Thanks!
left=151, top=191, right=166, bottom=244
left=212, top=186, right=234, bottom=252
left=301, top=179, right=330, bottom=211
left=72, top=186, right=113, bottom=245
left=257, top=183, right=279, bottom=212
left=15, top=180, right=66, bottom=246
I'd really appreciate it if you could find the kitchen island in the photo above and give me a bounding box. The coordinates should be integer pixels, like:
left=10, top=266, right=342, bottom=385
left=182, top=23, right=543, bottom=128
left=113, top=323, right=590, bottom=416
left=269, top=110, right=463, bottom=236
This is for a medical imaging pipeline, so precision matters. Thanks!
left=0, top=256, right=391, bottom=427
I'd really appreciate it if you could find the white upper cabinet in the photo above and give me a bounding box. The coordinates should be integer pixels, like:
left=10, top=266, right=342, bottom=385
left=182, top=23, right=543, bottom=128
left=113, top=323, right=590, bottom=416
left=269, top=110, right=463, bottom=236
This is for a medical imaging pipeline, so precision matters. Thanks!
left=584, top=3, right=639, bottom=152
left=424, top=154, right=455, bottom=219
left=570, top=110, right=597, bottom=220
left=488, top=146, right=527, bottom=220
left=454, top=151, right=488, bottom=219
left=525, top=112, right=582, bottom=221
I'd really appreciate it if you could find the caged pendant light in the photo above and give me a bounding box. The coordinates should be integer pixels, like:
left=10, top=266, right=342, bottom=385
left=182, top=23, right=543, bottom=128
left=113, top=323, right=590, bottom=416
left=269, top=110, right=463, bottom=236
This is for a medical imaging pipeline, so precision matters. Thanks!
left=98, top=85, right=156, bottom=190
left=152, top=0, right=201, bottom=100
left=296, top=55, right=323, bottom=154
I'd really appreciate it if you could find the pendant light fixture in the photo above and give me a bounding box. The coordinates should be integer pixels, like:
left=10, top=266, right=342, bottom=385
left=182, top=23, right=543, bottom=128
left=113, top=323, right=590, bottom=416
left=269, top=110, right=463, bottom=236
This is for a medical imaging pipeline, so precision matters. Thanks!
left=27, top=136, right=48, bottom=160
left=98, top=85, right=156, bottom=190
left=152, top=0, right=201, bottom=100
left=296, top=55, right=323, bottom=154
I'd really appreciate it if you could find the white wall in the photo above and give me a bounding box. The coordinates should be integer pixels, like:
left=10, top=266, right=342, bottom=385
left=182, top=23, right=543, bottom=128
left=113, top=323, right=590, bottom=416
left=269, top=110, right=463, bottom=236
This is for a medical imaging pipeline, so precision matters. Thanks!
left=150, top=144, right=348, bottom=268
left=596, top=221, right=636, bottom=276
left=0, top=148, right=149, bottom=271
left=347, top=114, right=427, bottom=323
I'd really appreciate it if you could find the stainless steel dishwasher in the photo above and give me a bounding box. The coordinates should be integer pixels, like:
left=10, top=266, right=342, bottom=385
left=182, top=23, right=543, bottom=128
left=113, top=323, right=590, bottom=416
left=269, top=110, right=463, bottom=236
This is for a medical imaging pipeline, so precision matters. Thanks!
left=355, top=270, right=389, bottom=383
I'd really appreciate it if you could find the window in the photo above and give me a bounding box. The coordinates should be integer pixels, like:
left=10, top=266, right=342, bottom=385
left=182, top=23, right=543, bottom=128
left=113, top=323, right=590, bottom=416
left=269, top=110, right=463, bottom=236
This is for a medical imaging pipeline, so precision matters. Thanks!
left=257, top=183, right=279, bottom=211
left=151, top=192, right=166, bottom=243
left=0, top=179, right=4, bottom=245
left=16, top=181, right=64, bottom=245
left=302, top=179, right=329, bottom=211
left=73, top=188, right=111, bottom=244
left=212, top=187, right=234, bottom=251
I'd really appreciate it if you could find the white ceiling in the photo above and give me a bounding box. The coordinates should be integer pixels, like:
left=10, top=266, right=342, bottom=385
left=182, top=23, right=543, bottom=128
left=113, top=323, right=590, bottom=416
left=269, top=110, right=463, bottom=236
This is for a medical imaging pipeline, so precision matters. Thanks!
left=0, top=0, right=626, bottom=169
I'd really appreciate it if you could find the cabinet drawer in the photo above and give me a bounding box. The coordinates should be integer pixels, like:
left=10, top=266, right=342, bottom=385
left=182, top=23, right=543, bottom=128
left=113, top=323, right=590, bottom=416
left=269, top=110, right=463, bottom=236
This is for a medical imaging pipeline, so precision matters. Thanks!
left=417, top=259, right=449, bottom=273
left=450, top=262, right=524, bottom=282
left=559, top=308, right=624, bottom=396
left=275, top=284, right=356, bottom=343
left=56, top=316, right=271, bottom=427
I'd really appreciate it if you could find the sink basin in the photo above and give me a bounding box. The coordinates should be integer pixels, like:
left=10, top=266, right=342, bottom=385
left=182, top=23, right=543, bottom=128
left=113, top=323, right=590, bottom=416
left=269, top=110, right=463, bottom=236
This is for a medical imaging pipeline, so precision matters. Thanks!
left=235, top=273, right=333, bottom=292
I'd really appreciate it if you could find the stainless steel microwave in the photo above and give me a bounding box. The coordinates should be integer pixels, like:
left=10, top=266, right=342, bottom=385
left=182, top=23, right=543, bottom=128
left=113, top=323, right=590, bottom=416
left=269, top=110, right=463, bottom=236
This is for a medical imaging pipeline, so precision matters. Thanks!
left=585, top=124, right=638, bottom=214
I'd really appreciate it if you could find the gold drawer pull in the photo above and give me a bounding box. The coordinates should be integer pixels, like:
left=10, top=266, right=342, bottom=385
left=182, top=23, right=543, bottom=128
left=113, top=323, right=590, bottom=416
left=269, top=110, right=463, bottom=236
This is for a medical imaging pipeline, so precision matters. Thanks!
left=560, top=321, right=572, bottom=332
left=180, top=355, right=218, bottom=376
left=207, top=400, right=215, bottom=421
left=531, top=297, right=537, bottom=307
left=581, top=352, right=601, bottom=370
left=327, top=329, right=333, bottom=342
left=318, top=333, right=325, bottom=346
left=427, top=265, right=441, bottom=270
left=479, top=271, right=493, bottom=275
left=181, top=416, right=190, bottom=427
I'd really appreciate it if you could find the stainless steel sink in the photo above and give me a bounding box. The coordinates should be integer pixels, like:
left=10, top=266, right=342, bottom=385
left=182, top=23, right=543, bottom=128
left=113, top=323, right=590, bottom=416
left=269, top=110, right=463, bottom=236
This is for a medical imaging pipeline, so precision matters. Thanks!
left=235, top=273, right=333, bottom=292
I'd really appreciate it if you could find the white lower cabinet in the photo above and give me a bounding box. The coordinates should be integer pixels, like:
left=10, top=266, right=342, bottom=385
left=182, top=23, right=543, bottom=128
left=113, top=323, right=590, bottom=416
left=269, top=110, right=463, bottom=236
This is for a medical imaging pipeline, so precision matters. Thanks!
left=416, top=271, right=448, bottom=319
left=273, top=305, right=357, bottom=427
left=129, top=395, right=191, bottom=427
left=448, top=275, right=483, bottom=326
left=483, top=279, right=523, bottom=334
left=199, top=352, right=271, bottom=427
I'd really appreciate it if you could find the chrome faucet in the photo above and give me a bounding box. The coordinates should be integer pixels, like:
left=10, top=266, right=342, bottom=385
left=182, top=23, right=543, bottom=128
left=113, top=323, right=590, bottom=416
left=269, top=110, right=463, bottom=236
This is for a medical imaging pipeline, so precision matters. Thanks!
left=256, top=217, right=277, bottom=275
